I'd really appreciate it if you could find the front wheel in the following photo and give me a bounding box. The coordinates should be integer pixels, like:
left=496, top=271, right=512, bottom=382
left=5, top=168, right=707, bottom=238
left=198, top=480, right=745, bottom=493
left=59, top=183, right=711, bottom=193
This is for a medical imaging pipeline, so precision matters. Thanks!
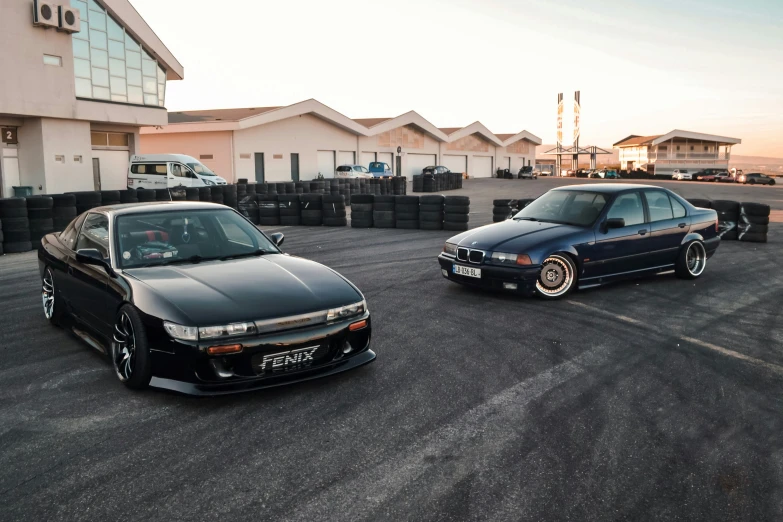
left=769, top=179, right=775, bottom=186
left=535, top=254, right=576, bottom=299
left=42, top=267, right=64, bottom=325
left=748, top=179, right=756, bottom=185
left=675, top=241, right=707, bottom=280
left=112, top=305, right=152, bottom=390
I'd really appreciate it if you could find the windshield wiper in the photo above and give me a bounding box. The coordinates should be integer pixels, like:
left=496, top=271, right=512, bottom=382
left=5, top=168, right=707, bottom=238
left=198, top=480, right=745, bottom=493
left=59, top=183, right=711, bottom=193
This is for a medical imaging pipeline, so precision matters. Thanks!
left=514, top=216, right=538, bottom=221
left=219, top=249, right=270, bottom=261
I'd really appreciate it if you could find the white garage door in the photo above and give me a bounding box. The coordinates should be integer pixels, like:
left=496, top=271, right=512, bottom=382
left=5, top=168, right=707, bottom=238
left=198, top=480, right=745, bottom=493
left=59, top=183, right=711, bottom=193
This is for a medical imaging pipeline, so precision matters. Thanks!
left=442, top=155, right=467, bottom=174
left=378, top=152, right=394, bottom=173
left=317, top=150, right=335, bottom=178
left=406, top=153, right=436, bottom=177
left=472, top=156, right=493, bottom=178
left=511, top=157, right=525, bottom=172
left=338, top=151, right=355, bottom=166
left=93, top=150, right=129, bottom=190
left=360, top=152, right=376, bottom=167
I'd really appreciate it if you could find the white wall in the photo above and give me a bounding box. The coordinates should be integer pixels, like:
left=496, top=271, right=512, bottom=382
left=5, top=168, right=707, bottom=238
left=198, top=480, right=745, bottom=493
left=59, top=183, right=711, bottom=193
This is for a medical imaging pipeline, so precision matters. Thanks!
left=358, top=126, right=440, bottom=177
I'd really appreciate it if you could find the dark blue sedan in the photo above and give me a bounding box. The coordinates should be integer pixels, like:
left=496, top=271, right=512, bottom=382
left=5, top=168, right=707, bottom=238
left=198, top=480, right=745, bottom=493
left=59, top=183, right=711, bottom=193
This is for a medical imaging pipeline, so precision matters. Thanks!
left=438, top=184, right=720, bottom=299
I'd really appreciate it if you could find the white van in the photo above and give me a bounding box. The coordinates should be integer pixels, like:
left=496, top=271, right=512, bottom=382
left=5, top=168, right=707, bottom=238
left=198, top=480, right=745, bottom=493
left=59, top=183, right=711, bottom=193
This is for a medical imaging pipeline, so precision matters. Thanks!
left=128, top=154, right=228, bottom=189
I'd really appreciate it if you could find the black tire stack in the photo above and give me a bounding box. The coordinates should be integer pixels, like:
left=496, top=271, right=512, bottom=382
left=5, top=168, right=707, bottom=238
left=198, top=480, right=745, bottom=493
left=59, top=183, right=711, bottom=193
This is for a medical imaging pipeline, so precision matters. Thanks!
left=372, top=195, right=396, bottom=228
left=222, top=184, right=238, bottom=209
left=169, top=187, right=187, bottom=201
left=100, top=190, right=121, bottom=206
left=52, top=194, right=77, bottom=232
left=300, top=194, right=323, bottom=226
left=255, top=183, right=269, bottom=197
left=513, top=198, right=534, bottom=212
left=71, top=191, right=102, bottom=214
left=322, top=195, right=347, bottom=226
left=739, top=202, right=770, bottom=243
left=27, top=197, right=55, bottom=245
left=245, top=183, right=257, bottom=199
left=210, top=186, right=223, bottom=205
left=238, top=192, right=259, bottom=224
left=0, top=198, right=32, bottom=253
left=710, top=200, right=739, bottom=240
left=350, top=195, right=374, bottom=228
left=444, top=196, right=469, bottom=231
left=120, top=189, right=139, bottom=204
left=492, top=199, right=514, bottom=222
left=257, top=194, right=279, bottom=226
left=155, top=188, right=171, bottom=202
left=392, top=177, right=407, bottom=195
left=394, top=196, right=419, bottom=229
left=278, top=195, right=301, bottom=226
left=136, top=189, right=156, bottom=203
left=185, top=187, right=200, bottom=201
left=419, top=195, right=444, bottom=230
left=412, top=175, right=424, bottom=193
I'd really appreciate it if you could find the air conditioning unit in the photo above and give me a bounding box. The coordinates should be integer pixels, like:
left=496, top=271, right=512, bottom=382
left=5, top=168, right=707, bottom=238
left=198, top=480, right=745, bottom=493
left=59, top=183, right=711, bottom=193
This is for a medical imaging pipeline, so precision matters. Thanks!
left=33, top=0, right=59, bottom=28
left=58, top=5, right=81, bottom=33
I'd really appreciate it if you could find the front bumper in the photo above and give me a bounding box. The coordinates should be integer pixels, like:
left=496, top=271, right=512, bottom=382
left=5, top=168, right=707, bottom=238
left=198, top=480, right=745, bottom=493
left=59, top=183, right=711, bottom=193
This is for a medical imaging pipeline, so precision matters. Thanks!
left=147, top=313, right=373, bottom=396
left=438, top=254, right=540, bottom=294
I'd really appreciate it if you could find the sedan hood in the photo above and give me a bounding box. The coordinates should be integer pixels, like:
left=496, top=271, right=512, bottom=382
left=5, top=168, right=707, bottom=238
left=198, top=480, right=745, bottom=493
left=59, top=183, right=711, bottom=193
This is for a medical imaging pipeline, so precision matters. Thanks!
left=449, top=219, right=585, bottom=252
left=125, top=254, right=362, bottom=325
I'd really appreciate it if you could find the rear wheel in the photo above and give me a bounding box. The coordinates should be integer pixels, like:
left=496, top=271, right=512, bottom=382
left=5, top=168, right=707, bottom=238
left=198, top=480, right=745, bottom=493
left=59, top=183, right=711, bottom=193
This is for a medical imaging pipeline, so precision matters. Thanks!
left=112, top=305, right=152, bottom=390
left=535, top=254, right=576, bottom=299
left=769, top=179, right=775, bottom=186
left=675, top=241, right=707, bottom=280
left=748, top=179, right=756, bottom=185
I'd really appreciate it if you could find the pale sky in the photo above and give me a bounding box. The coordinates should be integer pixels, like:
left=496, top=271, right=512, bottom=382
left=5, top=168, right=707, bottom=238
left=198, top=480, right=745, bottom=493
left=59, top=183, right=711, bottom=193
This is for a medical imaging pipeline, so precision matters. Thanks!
left=130, top=0, right=783, bottom=157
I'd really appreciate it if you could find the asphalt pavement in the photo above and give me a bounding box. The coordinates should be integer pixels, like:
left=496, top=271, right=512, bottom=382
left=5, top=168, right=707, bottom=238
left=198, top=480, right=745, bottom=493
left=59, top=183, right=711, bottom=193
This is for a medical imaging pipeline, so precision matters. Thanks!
left=1, top=178, right=782, bottom=521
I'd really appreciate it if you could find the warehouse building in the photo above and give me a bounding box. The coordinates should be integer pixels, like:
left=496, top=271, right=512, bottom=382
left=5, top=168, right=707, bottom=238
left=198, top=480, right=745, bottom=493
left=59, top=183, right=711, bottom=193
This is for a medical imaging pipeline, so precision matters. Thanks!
left=0, top=0, right=183, bottom=197
left=140, top=99, right=541, bottom=183
left=614, top=130, right=741, bottom=177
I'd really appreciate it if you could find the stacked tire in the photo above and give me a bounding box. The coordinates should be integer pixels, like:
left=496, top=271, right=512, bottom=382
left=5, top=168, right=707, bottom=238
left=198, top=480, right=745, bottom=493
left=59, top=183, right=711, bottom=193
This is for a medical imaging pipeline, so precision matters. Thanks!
left=372, top=195, right=395, bottom=229
left=185, top=187, right=200, bottom=201
left=71, top=191, right=102, bottom=214
left=710, top=200, right=739, bottom=240
left=238, top=193, right=259, bottom=224
left=120, top=189, right=139, bottom=204
left=493, top=199, right=513, bottom=222
left=210, top=186, right=223, bottom=205
left=222, top=184, right=238, bottom=209
left=419, top=195, right=444, bottom=230
left=412, top=175, right=424, bottom=193
left=52, top=194, right=77, bottom=232
left=278, top=195, right=301, bottom=226
left=300, top=194, right=323, bottom=226
left=444, top=196, right=469, bottom=231
left=395, top=196, right=419, bottom=229
left=137, top=189, right=156, bottom=203
left=322, top=195, right=347, bottom=226
left=0, top=198, right=32, bottom=254
left=257, top=194, right=279, bottom=226
left=350, top=194, right=374, bottom=228
left=27, top=197, right=55, bottom=245
left=739, top=202, right=770, bottom=243
left=155, top=188, right=171, bottom=202
left=100, top=190, right=121, bottom=206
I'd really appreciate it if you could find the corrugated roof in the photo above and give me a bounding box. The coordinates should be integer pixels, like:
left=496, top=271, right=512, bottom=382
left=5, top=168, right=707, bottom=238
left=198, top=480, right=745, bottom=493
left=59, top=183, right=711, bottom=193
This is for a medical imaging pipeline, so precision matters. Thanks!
left=352, top=117, right=392, bottom=127
left=438, top=127, right=462, bottom=135
left=614, top=135, right=662, bottom=147
left=168, top=107, right=281, bottom=124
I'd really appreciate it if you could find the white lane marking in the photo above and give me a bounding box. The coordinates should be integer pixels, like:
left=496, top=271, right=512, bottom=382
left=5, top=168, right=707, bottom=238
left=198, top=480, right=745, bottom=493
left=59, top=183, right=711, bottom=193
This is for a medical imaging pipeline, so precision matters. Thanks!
left=567, top=300, right=783, bottom=376
left=284, top=347, right=611, bottom=522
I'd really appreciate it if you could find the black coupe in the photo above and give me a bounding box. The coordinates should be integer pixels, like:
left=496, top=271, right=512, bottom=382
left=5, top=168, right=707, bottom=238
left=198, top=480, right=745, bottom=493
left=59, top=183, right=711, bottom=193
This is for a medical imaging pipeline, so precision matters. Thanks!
left=439, top=184, right=720, bottom=298
left=38, top=202, right=374, bottom=395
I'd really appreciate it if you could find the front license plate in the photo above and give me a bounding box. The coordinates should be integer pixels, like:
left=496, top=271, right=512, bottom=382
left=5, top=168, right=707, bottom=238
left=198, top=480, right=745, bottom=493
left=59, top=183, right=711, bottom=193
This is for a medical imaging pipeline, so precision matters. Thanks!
left=453, top=265, right=481, bottom=278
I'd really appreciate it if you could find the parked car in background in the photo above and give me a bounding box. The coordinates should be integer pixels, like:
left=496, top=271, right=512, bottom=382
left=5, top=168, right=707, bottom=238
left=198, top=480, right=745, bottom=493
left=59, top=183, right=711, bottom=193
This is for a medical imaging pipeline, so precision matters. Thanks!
left=335, top=165, right=374, bottom=179
left=715, top=172, right=735, bottom=183
left=518, top=166, right=537, bottom=179
left=369, top=162, right=393, bottom=178
left=537, top=170, right=553, bottom=177
left=423, top=166, right=452, bottom=176
left=738, top=172, right=776, bottom=185
left=589, top=170, right=621, bottom=179
left=672, top=169, right=692, bottom=181
left=694, top=169, right=728, bottom=182
left=128, top=154, right=228, bottom=190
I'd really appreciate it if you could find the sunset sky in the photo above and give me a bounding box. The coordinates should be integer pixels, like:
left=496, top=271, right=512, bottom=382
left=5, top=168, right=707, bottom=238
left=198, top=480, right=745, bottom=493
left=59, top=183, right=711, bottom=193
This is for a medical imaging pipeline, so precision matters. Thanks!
left=130, top=0, right=783, bottom=157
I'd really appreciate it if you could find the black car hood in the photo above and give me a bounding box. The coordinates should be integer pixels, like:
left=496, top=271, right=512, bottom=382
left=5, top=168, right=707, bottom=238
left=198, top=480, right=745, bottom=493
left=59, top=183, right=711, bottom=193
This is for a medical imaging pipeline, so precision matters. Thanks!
left=450, top=219, right=585, bottom=252
left=124, top=254, right=362, bottom=325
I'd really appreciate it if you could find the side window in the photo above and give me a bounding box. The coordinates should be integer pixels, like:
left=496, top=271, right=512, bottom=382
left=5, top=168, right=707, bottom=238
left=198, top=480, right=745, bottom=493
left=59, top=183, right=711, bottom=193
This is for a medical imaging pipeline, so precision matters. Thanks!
left=59, top=214, right=87, bottom=250
left=171, top=164, right=185, bottom=178
left=131, top=163, right=167, bottom=175
left=607, top=192, right=645, bottom=227
left=669, top=196, right=686, bottom=219
left=75, top=213, right=110, bottom=259
left=644, top=191, right=674, bottom=222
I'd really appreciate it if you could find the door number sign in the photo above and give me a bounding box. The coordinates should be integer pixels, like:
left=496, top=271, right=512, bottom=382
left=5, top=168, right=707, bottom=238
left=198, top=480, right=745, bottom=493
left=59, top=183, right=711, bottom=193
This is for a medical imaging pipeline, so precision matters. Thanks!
left=1, top=128, right=17, bottom=144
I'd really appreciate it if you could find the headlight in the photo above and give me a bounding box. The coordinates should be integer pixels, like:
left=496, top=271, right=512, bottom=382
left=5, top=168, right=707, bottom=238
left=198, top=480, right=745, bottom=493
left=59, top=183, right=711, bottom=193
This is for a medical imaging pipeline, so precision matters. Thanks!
left=163, top=321, right=198, bottom=341
left=490, top=252, right=532, bottom=266
left=443, top=242, right=458, bottom=256
left=203, top=179, right=215, bottom=186
left=199, top=322, right=257, bottom=340
left=327, top=300, right=366, bottom=322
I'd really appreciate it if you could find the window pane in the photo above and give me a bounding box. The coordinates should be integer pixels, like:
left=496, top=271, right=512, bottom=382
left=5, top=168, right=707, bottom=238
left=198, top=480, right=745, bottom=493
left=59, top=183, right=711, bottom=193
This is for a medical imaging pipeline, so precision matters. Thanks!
left=76, top=214, right=110, bottom=258
left=108, top=40, right=124, bottom=59
left=111, top=94, right=128, bottom=103
left=91, top=49, right=108, bottom=68
left=91, top=132, right=108, bottom=146
left=90, top=10, right=106, bottom=30
left=142, top=59, right=156, bottom=77
left=157, top=66, right=166, bottom=82
left=125, top=50, right=141, bottom=69
left=144, top=93, right=158, bottom=105
left=124, top=33, right=140, bottom=52
left=110, top=76, right=127, bottom=95
left=73, top=20, right=89, bottom=40
left=127, top=68, right=142, bottom=86
left=607, top=192, right=645, bottom=227
left=92, top=67, right=109, bottom=87
left=128, top=86, right=143, bottom=104
left=75, top=78, right=92, bottom=98
left=670, top=197, right=686, bottom=219
left=109, top=58, right=125, bottom=77
left=158, top=83, right=165, bottom=105
left=644, top=191, right=673, bottom=222
left=74, top=58, right=91, bottom=78
left=107, top=15, right=124, bottom=41
left=93, top=86, right=111, bottom=100
left=143, top=77, right=157, bottom=94
left=87, top=0, right=103, bottom=11
left=90, top=29, right=107, bottom=50
left=108, top=133, right=129, bottom=146
left=73, top=38, right=90, bottom=59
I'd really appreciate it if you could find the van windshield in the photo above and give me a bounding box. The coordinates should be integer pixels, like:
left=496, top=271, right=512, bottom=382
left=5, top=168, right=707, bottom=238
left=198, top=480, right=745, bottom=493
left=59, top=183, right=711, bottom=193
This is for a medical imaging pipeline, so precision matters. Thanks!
left=187, top=163, right=217, bottom=177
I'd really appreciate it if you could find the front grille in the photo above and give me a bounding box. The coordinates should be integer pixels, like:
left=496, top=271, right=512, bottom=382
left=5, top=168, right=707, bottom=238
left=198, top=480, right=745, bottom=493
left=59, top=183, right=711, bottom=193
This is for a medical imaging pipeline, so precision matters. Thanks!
left=457, top=247, right=469, bottom=262
left=469, top=250, right=484, bottom=264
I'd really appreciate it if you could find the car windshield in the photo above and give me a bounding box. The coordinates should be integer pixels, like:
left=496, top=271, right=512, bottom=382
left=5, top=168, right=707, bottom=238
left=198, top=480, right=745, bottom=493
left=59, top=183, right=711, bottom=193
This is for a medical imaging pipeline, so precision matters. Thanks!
left=186, top=163, right=217, bottom=177
left=514, top=190, right=609, bottom=226
left=116, top=208, right=279, bottom=269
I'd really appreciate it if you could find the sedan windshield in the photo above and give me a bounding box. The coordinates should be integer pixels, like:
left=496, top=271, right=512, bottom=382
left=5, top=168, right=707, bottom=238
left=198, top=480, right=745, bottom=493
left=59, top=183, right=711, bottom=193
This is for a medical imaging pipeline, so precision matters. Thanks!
left=514, top=190, right=608, bottom=226
left=116, top=209, right=279, bottom=269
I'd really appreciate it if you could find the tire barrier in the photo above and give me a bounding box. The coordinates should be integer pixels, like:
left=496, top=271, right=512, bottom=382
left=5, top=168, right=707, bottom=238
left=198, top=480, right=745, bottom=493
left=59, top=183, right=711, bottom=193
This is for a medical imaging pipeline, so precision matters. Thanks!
left=238, top=195, right=259, bottom=225
left=100, top=190, right=121, bottom=206
left=222, top=184, right=238, bottom=209
left=444, top=196, right=470, bottom=231
left=413, top=172, right=462, bottom=193
left=52, top=194, right=77, bottom=232
left=372, top=195, right=395, bottom=229
left=0, top=198, right=32, bottom=253
left=300, top=194, right=324, bottom=226
left=739, top=202, right=770, bottom=243
left=323, top=194, right=347, bottom=227
left=210, top=185, right=224, bottom=205
left=69, top=191, right=102, bottom=215
left=27, top=196, right=55, bottom=245
left=169, top=187, right=187, bottom=201
left=709, top=200, right=739, bottom=240
left=198, top=186, right=212, bottom=202
left=419, top=195, right=445, bottom=230
left=492, top=198, right=534, bottom=222
left=257, top=194, right=280, bottom=226
left=350, top=194, right=373, bottom=228
left=278, top=195, right=301, bottom=226
left=185, top=187, right=200, bottom=201
left=120, top=189, right=139, bottom=204
left=395, top=195, right=420, bottom=229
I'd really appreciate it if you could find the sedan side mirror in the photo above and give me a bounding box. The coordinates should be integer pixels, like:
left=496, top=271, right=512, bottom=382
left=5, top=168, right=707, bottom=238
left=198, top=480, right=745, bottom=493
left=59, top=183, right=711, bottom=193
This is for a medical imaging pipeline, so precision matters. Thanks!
left=270, top=232, right=284, bottom=247
left=76, top=248, right=116, bottom=277
left=603, top=218, right=625, bottom=231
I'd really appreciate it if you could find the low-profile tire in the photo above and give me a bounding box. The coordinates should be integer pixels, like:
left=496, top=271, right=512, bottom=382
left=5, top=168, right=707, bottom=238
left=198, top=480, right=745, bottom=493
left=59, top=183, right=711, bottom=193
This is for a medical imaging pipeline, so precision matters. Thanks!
left=535, top=254, right=576, bottom=299
left=675, top=240, right=707, bottom=280
left=770, top=179, right=776, bottom=186
left=42, top=267, right=64, bottom=325
left=112, top=305, right=152, bottom=390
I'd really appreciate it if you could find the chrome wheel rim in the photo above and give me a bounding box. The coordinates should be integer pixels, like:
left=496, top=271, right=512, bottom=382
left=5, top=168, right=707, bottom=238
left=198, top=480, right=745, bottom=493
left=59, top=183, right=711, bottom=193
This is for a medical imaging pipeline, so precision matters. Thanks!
left=536, top=255, right=573, bottom=297
left=113, top=312, right=136, bottom=381
left=42, top=269, right=55, bottom=320
left=686, top=242, right=706, bottom=276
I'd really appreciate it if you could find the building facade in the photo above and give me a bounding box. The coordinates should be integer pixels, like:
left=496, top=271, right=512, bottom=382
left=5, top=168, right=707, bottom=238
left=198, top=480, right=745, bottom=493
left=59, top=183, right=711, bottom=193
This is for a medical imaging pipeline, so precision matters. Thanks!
left=0, top=0, right=183, bottom=197
left=614, top=130, right=741, bottom=177
left=140, top=100, right=541, bottom=183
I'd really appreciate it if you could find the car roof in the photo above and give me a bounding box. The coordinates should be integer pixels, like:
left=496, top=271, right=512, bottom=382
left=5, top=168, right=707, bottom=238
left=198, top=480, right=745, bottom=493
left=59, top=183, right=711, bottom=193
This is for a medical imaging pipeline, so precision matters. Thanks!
left=90, top=201, right=229, bottom=216
left=553, top=183, right=665, bottom=193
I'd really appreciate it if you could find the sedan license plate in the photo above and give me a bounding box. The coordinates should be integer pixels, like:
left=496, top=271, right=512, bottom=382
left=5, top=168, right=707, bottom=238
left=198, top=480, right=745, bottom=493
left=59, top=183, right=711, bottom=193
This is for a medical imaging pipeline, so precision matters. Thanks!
left=453, top=265, right=481, bottom=278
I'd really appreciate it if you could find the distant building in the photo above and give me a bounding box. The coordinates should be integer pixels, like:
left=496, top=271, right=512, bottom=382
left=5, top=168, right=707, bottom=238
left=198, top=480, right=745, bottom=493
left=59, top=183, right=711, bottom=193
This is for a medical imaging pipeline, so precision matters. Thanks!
left=613, top=130, right=741, bottom=177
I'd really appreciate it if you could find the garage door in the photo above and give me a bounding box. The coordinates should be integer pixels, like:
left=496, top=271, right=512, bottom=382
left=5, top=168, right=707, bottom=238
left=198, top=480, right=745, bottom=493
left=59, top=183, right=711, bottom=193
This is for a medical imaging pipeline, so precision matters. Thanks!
left=317, top=150, right=335, bottom=178
left=360, top=152, right=376, bottom=167
left=93, top=150, right=129, bottom=190
left=472, top=156, right=493, bottom=178
left=442, top=155, right=467, bottom=174
left=378, top=152, right=394, bottom=173
left=406, top=153, right=436, bottom=178
left=338, top=151, right=355, bottom=167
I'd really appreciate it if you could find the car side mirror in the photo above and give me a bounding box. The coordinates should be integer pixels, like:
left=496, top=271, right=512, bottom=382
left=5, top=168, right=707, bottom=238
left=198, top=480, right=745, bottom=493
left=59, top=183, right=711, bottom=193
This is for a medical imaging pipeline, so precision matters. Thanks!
left=603, top=218, right=625, bottom=231
left=270, top=232, right=284, bottom=247
left=76, top=248, right=116, bottom=276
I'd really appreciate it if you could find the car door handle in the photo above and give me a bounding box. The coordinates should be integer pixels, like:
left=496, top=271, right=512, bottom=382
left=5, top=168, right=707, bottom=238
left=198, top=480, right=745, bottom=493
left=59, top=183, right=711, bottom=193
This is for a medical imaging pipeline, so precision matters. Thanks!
left=638, top=230, right=647, bottom=236
left=678, top=223, right=686, bottom=228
